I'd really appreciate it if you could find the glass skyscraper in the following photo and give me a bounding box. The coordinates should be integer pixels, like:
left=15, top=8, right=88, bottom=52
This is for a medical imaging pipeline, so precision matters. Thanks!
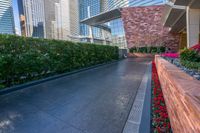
left=0, top=0, right=15, bottom=34
left=18, top=0, right=79, bottom=40
left=79, top=0, right=105, bottom=41
left=18, top=0, right=46, bottom=38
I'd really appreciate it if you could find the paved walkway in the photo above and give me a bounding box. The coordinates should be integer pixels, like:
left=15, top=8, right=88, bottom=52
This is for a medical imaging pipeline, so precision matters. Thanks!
left=0, top=58, right=151, bottom=133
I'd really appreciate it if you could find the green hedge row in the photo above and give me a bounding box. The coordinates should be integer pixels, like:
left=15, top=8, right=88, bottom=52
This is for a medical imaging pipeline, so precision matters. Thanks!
left=129, top=46, right=166, bottom=54
left=0, top=34, right=119, bottom=89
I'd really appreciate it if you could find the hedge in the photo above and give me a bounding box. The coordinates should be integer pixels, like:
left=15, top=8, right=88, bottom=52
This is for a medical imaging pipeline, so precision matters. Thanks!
left=0, top=34, right=119, bottom=89
left=129, top=46, right=166, bottom=54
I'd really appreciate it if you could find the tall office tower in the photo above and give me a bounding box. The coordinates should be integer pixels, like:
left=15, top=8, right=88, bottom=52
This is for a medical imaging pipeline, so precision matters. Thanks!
left=79, top=0, right=112, bottom=44
left=18, top=0, right=46, bottom=38
left=0, top=0, right=15, bottom=34
left=18, top=0, right=79, bottom=40
left=44, top=0, right=79, bottom=41
left=43, top=0, right=59, bottom=39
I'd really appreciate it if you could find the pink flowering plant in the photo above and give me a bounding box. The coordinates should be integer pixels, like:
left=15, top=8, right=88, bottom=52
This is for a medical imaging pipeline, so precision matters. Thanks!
left=161, top=53, right=179, bottom=58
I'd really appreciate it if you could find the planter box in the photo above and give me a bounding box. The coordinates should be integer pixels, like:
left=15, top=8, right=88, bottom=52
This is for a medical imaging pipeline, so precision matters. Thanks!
left=128, top=53, right=154, bottom=58
left=155, top=55, right=200, bottom=133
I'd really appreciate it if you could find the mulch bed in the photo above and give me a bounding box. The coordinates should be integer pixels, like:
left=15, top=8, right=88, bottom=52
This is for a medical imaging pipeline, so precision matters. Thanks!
left=151, top=61, right=172, bottom=133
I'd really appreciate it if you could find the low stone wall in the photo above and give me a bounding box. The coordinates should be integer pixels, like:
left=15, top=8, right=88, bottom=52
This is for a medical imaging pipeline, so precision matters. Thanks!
left=155, top=55, right=200, bottom=133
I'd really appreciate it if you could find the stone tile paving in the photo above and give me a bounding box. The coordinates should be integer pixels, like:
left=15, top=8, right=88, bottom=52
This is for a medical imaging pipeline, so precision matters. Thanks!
left=0, top=58, right=151, bottom=133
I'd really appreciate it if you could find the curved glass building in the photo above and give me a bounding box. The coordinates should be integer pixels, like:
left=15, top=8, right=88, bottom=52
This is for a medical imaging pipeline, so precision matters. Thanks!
left=0, top=0, right=15, bottom=34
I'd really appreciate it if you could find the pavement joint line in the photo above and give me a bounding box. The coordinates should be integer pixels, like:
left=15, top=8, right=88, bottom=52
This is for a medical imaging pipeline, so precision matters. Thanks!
left=128, top=120, right=140, bottom=125
left=134, top=99, right=144, bottom=102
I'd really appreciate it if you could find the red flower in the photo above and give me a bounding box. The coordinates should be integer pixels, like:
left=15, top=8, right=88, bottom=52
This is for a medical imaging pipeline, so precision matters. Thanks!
left=151, top=60, right=172, bottom=132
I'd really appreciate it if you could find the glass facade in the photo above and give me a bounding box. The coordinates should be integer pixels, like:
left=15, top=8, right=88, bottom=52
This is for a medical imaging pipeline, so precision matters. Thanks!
left=0, top=0, right=15, bottom=34
left=18, top=0, right=45, bottom=38
left=79, top=0, right=103, bottom=39
left=128, top=0, right=164, bottom=7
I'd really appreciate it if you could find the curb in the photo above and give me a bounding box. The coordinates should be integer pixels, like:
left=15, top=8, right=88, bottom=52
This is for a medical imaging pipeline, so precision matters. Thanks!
left=139, top=63, right=152, bottom=133
left=123, top=62, right=152, bottom=133
left=0, top=60, right=121, bottom=96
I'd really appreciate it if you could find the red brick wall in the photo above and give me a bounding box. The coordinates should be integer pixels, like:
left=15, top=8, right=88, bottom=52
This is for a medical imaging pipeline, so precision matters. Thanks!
left=155, top=55, right=200, bottom=133
left=121, top=5, right=180, bottom=52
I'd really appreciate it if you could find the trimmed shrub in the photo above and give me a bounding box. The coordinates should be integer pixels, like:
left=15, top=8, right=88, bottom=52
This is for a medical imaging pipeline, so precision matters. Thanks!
left=0, top=34, right=119, bottom=89
left=129, top=46, right=166, bottom=54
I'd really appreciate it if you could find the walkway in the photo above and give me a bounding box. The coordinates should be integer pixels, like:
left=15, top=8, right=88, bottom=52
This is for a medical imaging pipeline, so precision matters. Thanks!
left=0, top=58, right=151, bottom=133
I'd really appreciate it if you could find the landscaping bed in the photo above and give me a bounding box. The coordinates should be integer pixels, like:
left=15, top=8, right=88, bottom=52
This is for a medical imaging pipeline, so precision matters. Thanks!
left=0, top=34, right=119, bottom=89
left=155, top=55, right=200, bottom=132
left=151, top=60, right=172, bottom=133
left=162, top=57, right=200, bottom=80
left=128, top=46, right=166, bottom=58
left=129, top=46, right=166, bottom=54
left=161, top=46, right=200, bottom=80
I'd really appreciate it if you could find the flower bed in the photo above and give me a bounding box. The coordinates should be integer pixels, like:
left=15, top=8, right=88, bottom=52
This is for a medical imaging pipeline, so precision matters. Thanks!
left=151, top=61, right=172, bottom=133
left=161, top=49, right=200, bottom=80
left=161, top=53, right=179, bottom=58
left=155, top=55, right=200, bottom=132
left=190, top=43, right=200, bottom=52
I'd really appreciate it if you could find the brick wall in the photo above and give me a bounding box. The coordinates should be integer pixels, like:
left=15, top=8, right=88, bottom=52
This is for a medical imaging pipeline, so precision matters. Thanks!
left=155, top=55, right=200, bottom=133
left=121, top=6, right=180, bottom=52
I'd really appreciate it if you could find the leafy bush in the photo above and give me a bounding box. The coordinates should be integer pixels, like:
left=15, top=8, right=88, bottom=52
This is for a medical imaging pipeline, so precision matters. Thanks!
left=180, top=49, right=200, bottom=62
left=180, top=48, right=200, bottom=71
left=129, top=46, right=165, bottom=54
left=0, top=34, right=119, bottom=89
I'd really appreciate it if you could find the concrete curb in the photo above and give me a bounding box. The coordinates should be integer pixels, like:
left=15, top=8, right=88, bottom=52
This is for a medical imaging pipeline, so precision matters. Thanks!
left=139, top=63, right=152, bottom=133
left=0, top=60, right=121, bottom=96
left=123, top=62, right=152, bottom=133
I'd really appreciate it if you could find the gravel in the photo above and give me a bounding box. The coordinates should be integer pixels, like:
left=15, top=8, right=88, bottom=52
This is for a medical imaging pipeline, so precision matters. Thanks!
left=162, top=57, right=200, bottom=80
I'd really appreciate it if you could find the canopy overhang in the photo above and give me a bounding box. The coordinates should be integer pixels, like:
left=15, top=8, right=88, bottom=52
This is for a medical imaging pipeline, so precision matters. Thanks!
left=95, top=24, right=111, bottom=32
left=174, top=0, right=190, bottom=6
left=162, top=2, right=186, bottom=33
left=80, top=8, right=122, bottom=26
left=170, top=13, right=186, bottom=33
left=174, top=0, right=200, bottom=8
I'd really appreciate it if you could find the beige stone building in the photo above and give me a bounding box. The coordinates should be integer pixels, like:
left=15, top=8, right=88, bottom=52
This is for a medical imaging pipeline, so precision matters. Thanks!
left=44, top=0, right=79, bottom=41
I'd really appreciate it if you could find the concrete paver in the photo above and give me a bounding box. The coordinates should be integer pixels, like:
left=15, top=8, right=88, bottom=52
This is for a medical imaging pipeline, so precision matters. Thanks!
left=0, top=58, right=151, bottom=133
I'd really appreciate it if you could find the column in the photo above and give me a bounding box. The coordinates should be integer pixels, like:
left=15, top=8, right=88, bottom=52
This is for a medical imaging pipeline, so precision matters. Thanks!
left=87, top=6, right=94, bottom=43
left=186, top=7, right=200, bottom=48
